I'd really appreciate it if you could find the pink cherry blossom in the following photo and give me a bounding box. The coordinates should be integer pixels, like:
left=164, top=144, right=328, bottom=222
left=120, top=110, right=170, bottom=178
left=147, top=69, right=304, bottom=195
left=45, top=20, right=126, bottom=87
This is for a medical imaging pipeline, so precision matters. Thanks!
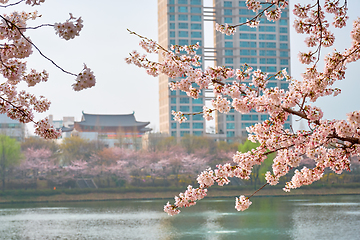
left=72, top=64, right=96, bottom=91
left=54, top=14, right=83, bottom=41
left=126, top=0, right=360, bottom=215
left=235, top=195, right=252, bottom=211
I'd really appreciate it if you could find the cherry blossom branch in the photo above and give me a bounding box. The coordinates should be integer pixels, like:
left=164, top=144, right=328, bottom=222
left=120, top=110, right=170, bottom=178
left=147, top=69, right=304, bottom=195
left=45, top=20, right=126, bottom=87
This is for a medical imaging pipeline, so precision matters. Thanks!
left=248, top=182, right=268, bottom=198
left=127, top=29, right=168, bottom=53
left=0, top=15, right=77, bottom=76
left=0, top=0, right=25, bottom=8
left=314, top=0, right=324, bottom=64
left=0, top=2, right=95, bottom=138
left=231, top=2, right=275, bottom=28
left=19, top=23, right=54, bottom=30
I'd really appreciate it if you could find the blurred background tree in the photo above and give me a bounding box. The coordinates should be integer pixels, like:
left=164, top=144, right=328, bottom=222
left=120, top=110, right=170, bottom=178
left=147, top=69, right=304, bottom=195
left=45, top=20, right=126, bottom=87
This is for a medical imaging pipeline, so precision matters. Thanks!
left=0, top=135, right=23, bottom=190
left=238, top=140, right=275, bottom=189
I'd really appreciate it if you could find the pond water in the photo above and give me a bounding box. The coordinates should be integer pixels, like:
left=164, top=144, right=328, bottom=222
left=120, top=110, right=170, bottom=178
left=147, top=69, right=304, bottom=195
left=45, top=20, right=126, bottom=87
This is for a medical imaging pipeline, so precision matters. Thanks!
left=0, top=195, right=359, bottom=239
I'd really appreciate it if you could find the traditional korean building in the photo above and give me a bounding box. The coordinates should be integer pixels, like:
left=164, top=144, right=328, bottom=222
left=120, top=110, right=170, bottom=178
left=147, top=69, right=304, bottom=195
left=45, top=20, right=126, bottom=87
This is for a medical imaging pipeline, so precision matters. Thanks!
left=73, top=112, right=152, bottom=149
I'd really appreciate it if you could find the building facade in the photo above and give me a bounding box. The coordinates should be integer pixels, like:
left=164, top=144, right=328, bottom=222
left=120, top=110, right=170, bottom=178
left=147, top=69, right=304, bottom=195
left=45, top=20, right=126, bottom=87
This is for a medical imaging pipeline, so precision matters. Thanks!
left=158, top=0, right=206, bottom=138
left=213, top=0, right=291, bottom=141
left=0, top=114, right=26, bottom=141
left=158, top=0, right=291, bottom=141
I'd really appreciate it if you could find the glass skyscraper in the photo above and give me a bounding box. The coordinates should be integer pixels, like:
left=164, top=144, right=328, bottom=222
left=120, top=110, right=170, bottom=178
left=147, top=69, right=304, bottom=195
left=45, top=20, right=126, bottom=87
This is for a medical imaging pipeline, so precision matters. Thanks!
left=158, top=0, right=291, bottom=141
left=158, top=0, right=206, bottom=138
left=213, top=0, right=291, bottom=142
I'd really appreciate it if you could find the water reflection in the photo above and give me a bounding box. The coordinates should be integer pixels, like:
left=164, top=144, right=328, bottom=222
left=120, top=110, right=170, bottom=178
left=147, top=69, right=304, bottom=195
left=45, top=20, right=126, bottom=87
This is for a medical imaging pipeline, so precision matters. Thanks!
left=291, top=195, right=360, bottom=240
left=0, top=195, right=359, bottom=239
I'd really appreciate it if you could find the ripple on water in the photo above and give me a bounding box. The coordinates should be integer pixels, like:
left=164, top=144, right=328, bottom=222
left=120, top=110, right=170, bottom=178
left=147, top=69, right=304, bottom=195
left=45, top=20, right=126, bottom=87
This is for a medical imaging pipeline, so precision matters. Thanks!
left=203, top=199, right=232, bottom=203
left=211, top=230, right=238, bottom=234
left=286, top=199, right=310, bottom=202
left=220, top=212, right=237, bottom=216
left=343, top=211, right=360, bottom=215
left=296, top=202, right=360, bottom=207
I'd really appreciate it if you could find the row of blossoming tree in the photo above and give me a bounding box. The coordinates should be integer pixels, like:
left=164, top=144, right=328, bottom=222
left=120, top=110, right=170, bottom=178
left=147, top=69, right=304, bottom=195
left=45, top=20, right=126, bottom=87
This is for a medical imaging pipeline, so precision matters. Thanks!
left=3, top=135, right=236, bottom=190
left=126, top=0, right=360, bottom=215
left=2, top=134, right=359, bottom=190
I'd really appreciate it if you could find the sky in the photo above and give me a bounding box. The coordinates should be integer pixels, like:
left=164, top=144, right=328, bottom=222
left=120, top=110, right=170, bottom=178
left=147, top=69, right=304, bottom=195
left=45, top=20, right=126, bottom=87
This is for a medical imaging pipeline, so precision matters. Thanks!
left=4, top=0, right=360, bottom=135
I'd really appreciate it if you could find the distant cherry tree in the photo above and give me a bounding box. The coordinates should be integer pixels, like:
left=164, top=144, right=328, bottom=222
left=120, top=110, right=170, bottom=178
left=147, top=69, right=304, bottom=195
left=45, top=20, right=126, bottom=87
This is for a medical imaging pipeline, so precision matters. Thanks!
left=16, top=147, right=56, bottom=188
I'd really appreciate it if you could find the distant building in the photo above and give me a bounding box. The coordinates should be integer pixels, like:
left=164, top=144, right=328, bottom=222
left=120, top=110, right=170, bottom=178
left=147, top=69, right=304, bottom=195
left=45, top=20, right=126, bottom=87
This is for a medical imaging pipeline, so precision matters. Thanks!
left=158, top=0, right=206, bottom=138
left=213, top=0, right=291, bottom=142
left=49, top=115, right=75, bottom=140
left=0, top=114, right=26, bottom=141
left=73, top=112, right=152, bottom=149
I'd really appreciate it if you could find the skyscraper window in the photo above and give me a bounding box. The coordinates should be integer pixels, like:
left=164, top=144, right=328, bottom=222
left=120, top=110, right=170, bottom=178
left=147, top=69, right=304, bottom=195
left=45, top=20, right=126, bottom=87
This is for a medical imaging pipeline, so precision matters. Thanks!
left=224, top=1, right=232, bottom=7
left=191, top=15, right=201, bottom=21
left=191, top=31, right=202, bottom=38
left=190, top=0, right=201, bottom=5
left=191, top=7, right=201, bottom=13
left=178, top=23, right=188, bottom=29
left=178, top=6, right=188, bottom=12
left=178, top=31, right=189, bottom=37
left=178, top=14, right=188, bottom=20
left=191, top=23, right=202, bottom=29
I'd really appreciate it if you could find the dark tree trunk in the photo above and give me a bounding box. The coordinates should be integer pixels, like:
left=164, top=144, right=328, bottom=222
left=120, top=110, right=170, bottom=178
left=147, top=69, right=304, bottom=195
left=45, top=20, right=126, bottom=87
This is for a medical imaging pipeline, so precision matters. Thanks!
left=33, top=169, right=38, bottom=189
left=1, top=162, right=5, bottom=190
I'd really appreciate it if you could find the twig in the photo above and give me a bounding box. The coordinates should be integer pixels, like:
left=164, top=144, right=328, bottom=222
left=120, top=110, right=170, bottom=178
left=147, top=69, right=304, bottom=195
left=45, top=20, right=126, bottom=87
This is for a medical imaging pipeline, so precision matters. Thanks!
left=19, top=24, right=54, bottom=30
left=0, top=0, right=25, bottom=8
left=248, top=182, right=268, bottom=198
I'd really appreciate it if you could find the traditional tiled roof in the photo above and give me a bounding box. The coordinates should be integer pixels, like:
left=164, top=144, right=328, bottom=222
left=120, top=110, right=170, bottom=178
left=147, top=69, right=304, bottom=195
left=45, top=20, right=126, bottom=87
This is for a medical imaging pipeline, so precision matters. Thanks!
left=76, top=112, right=150, bottom=128
left=60, top=125, right=74, bottom=132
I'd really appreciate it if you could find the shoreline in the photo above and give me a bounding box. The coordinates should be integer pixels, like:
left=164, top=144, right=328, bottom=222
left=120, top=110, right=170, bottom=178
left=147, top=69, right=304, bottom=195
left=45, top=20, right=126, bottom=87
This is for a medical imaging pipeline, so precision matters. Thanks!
left=1, top=187, right=359, bottom=204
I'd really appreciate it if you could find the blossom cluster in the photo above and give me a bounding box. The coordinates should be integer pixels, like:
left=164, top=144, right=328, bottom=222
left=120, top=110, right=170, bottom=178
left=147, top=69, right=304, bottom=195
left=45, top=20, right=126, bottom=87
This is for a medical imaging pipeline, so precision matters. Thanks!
left=22, top=69, right=49, bottom=87
left=202, top=106, right=213, bottom=121
left=25, top=0, right=45, bottom=5
left=127, top=0, right=360, bottom=215
left=215, top=23, right=236, bottom=35
left=54, top=14, right=83, bottom=41
left=235, top=195, right=252, bottom=211
left=246, top=0, right=261, bottom=13
left=246, top=19, right=260, bottom=28
left=211, top=95, right=230, bottom=113
left=164, top=185, right=208, bottom=216
left=264, top=7, right=282, bottom=22
left=172, top=110, right=187, bottom=123
left=170, top=42, right=200, bottom=55
left=164, top=202, right=181, bottom=216
left=72, top=65, right=96, bottom=91
left=34, top=117, right=62, bottom=139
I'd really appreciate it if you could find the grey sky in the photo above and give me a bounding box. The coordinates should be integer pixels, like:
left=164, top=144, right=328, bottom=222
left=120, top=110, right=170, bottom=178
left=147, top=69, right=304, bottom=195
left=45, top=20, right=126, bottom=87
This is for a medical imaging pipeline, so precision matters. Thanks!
left=6, top=0, right=360, bottom=134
